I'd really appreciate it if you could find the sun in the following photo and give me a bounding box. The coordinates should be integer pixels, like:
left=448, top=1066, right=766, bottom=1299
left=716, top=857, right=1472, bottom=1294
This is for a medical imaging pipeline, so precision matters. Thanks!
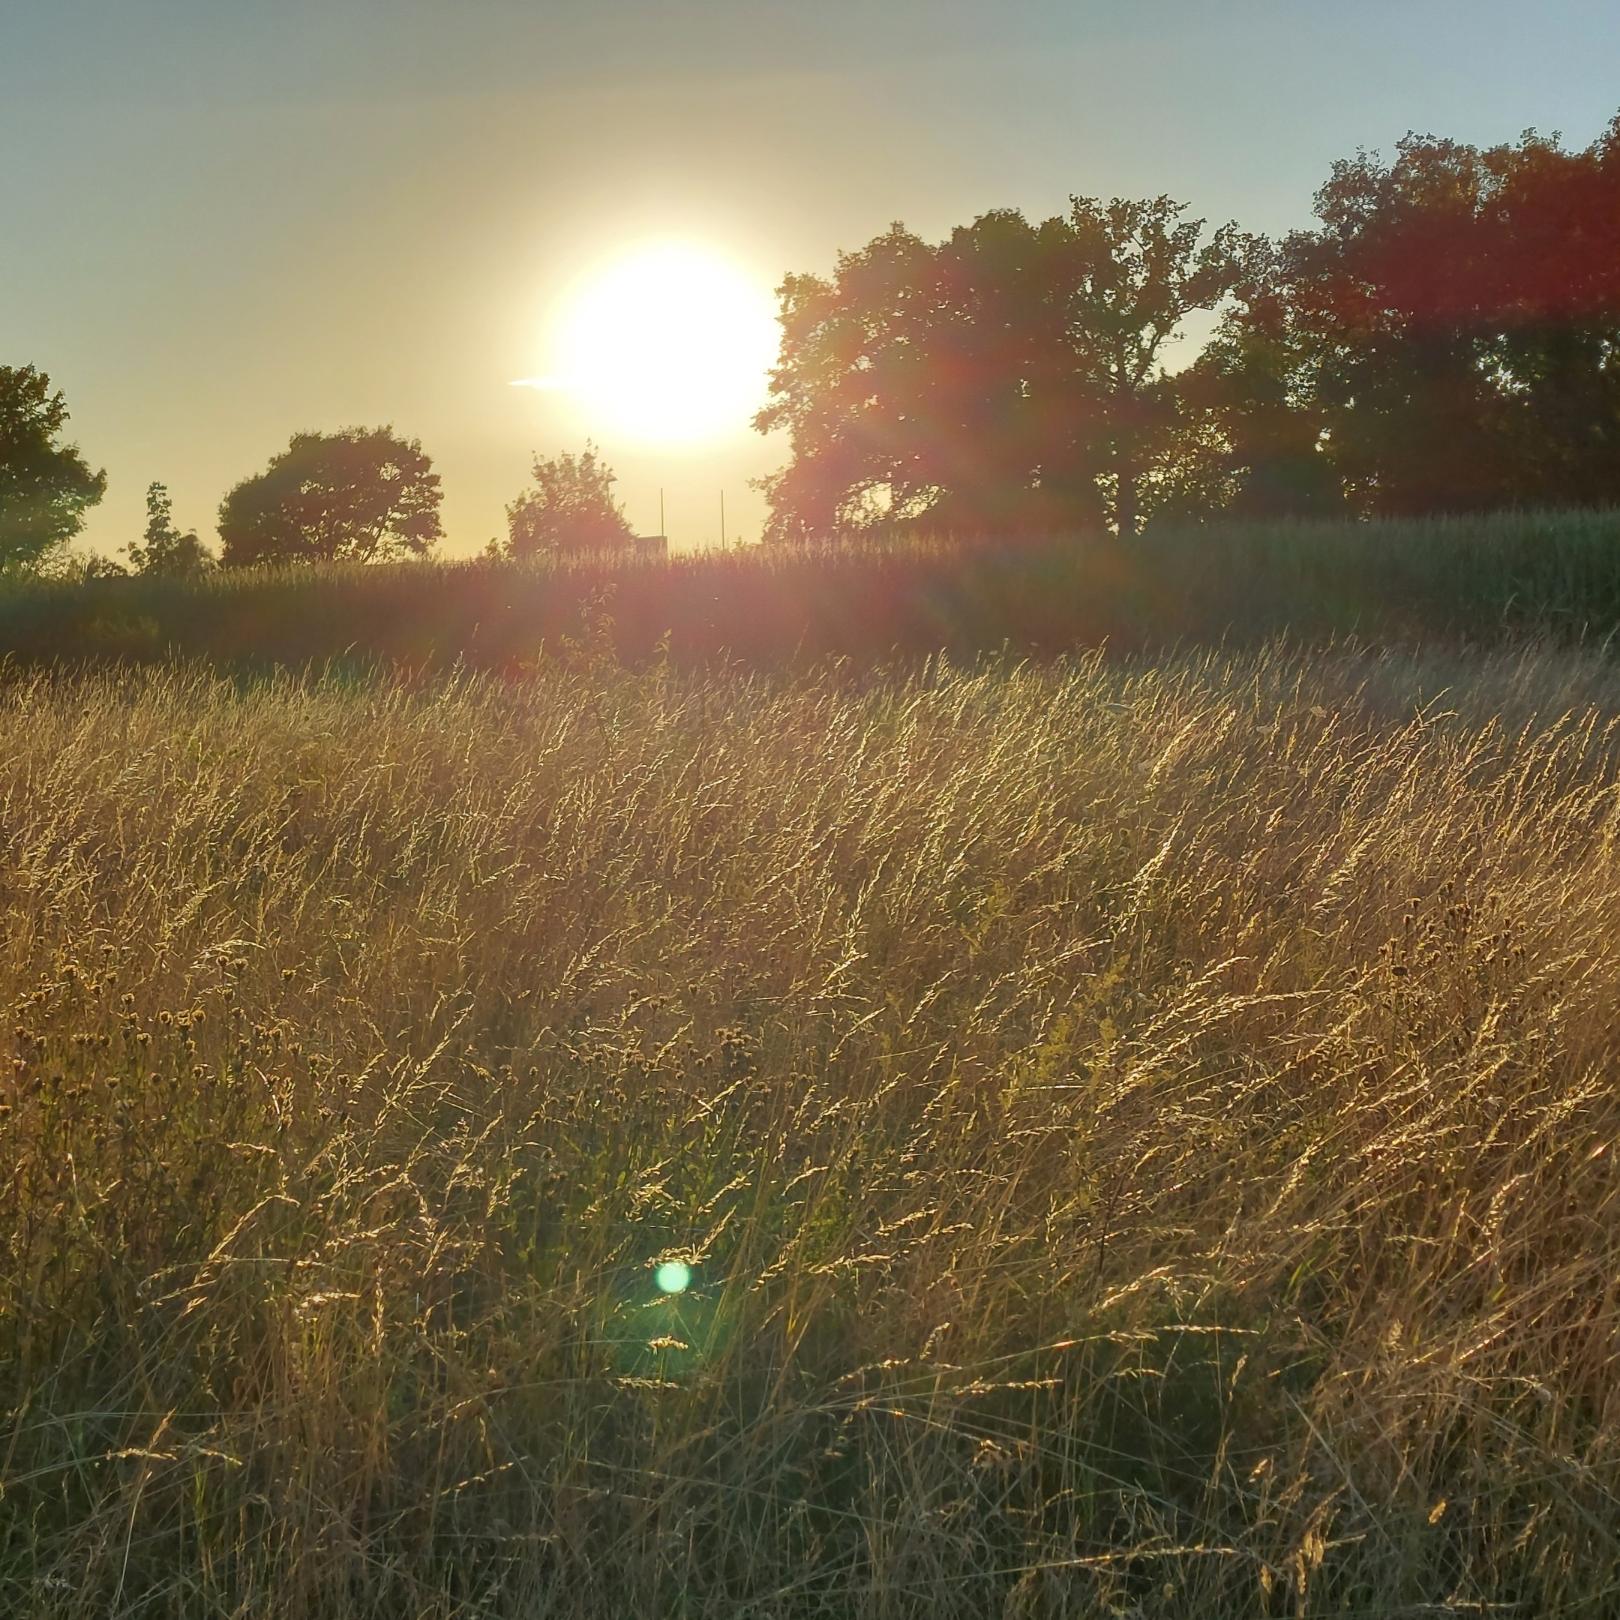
left=523, top=242, right=780, bottom=447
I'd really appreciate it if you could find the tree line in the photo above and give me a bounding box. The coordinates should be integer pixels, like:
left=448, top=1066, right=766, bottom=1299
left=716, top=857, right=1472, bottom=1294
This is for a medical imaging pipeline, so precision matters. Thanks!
left=758, top=117, right=1620, bottom=539
left=0, top=377, right=636, bottom=575
left=4, top=114, right=1617, bottom=569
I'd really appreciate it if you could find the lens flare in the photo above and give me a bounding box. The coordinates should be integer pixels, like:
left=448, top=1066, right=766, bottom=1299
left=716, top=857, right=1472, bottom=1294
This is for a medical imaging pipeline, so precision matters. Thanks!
left=654, top=1259, right=693, bottom=1295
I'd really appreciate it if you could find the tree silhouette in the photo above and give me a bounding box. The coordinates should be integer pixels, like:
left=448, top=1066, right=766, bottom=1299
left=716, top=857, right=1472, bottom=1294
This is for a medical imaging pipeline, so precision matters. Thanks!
left=218, top=428, right=442, bottom=567
left=1059, top=197, right=1259, bottom=537
left=0, top=365, right=106, bottom=570
left=1244, top=119, right=1620, bottom=517
left=756, top=199, right=1257, bottom=540
left=759, top=113, right=1620, bottom=534
left=1171, top=244, right=1344, bottom=521
left=505, top=443, right=635, bottom=556
left=126, top=482, right=212, bottom=576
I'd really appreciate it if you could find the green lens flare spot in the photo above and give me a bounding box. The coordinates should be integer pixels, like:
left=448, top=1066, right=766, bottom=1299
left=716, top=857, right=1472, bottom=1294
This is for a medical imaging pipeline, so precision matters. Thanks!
left=655, top=1260, right=692, bottom=1295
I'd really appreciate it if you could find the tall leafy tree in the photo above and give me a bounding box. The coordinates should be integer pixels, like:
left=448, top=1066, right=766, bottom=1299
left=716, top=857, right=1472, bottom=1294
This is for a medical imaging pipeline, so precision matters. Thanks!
left=1483, top=119, right=1620, bottom=506
left=505, top=443, right=636, bottom=556
left=218, top=428, right=442, bottom=567
left=756, top=199, right=1257, bottom=540
left=1056, top=197, right=1258, bottom=537
left=1263, top=118, right=1620, bottom=516
left=1171, top=245, right=1344, bottom=521
left=126, top=481, right=212, bottom=576
left=1286, top=135, right=1520, bottom=514
left=0, top=365, right=106, bottom=570
left=757, top=223, right=972, bottom=540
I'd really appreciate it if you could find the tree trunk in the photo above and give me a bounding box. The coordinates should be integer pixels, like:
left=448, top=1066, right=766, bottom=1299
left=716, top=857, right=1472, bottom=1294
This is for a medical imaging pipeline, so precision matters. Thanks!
left=1115, top=458, right=1139, bottom=542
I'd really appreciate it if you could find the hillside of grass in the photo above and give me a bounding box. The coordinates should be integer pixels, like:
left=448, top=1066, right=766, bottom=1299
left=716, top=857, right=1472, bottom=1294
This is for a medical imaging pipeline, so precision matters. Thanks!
left=6, top=642, right=1620, bottom=1616
left=10, top=507, right=1620, bottom=670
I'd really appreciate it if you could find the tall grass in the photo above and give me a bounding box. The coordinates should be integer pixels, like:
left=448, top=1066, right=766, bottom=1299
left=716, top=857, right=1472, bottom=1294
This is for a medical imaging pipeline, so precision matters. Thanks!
left=5, top=641, right=1620, bottom=1615
left=10, top=506, right=1620, bottom=671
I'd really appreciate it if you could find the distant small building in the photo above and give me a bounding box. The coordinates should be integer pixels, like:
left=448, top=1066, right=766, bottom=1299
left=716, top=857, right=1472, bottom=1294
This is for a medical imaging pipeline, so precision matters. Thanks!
left=631, top=534, right=668, bottom=557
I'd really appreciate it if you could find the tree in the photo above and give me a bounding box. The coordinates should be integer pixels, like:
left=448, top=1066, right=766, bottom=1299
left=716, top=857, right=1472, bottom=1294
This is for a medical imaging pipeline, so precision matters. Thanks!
left=505, top=443, right=635, bottom=556
left=218, top=427, right=442, bottom=567
left=1263, top=118, right=1620, bottom=516
left=757, top=217, right=1101, bottom=541
left=1170, top=245, right=1344, bottom=521
left=0, top=365, right=107, bottom=570
left=1281, top=136, right=1520, bottom=515
left=125, top=482, right=213, bottom=576
left=755, top=199, right=1258, bottom=541
left=1057, top=197, right=1259, bottom=537
left=1477, top=119, right=1620, bottom=508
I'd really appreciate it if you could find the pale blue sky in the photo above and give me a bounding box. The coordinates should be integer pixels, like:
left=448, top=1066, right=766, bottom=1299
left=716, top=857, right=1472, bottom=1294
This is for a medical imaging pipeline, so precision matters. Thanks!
left=3, top=0, right=1617, bottom=553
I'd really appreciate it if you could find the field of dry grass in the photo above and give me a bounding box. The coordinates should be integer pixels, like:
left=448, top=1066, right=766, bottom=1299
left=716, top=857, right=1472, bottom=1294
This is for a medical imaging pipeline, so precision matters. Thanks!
left=5, top=641, right=1620, bottom=1616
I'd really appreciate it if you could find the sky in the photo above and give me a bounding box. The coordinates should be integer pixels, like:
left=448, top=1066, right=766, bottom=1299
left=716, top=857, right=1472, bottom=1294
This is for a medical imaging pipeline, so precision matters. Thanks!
left=3, top=0, right=1618, bottom=557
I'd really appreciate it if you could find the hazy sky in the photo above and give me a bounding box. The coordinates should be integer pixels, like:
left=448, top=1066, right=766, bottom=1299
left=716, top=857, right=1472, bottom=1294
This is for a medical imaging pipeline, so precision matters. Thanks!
left=4, top=0, right=1618, bottom=556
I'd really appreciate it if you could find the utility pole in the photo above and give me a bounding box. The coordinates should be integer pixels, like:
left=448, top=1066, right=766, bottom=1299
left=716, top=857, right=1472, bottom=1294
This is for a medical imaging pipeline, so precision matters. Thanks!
left=719, top=490, right=726, bottom=547
left=659, top=488, right=666, bottom=539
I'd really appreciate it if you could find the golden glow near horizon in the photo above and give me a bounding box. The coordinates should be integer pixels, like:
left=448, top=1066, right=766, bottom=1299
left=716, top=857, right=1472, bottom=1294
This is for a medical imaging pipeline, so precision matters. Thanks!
left=514, top=241, right=780, bottom=448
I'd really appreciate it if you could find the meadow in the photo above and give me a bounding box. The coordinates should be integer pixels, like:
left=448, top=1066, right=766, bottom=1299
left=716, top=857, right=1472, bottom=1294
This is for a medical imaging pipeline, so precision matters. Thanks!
left=6, top=623, right=1620, bottom=1616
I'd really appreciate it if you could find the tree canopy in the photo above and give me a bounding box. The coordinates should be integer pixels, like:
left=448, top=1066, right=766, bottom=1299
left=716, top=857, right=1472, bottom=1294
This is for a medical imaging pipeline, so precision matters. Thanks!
left=1152, top=118, right=1620, bottom=524
left=1279, top=119, right=1620, bottom=515
left=759, top=114, right=1620, bottom=537
left=756, top=199, right=1258, bottom=541
left=505, top=444, right=636, bottom=556
left=218, top=427, right=442, bottom=567
left=0, top=366, right=106, bottom=570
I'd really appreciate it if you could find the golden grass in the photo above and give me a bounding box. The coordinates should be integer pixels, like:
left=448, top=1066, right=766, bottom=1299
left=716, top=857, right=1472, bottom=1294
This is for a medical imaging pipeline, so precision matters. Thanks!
left=5, top=642, right=1620, bottom=1616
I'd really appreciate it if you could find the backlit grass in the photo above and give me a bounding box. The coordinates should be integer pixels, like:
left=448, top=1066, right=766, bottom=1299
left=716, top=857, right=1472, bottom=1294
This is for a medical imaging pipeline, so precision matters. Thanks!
left=5, top=641, right=1620, bottom=1615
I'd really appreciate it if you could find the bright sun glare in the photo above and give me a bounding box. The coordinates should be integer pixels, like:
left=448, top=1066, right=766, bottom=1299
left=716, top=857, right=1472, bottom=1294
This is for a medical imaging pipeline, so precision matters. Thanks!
left=517, top=242, right=780, bottom=447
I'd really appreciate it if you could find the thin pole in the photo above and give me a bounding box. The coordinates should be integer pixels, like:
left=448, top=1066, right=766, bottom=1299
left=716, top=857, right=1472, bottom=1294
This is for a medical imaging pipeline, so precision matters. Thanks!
left=659, top=488, right=665, bottom=538
left=720, top=489, right=726, bottom=547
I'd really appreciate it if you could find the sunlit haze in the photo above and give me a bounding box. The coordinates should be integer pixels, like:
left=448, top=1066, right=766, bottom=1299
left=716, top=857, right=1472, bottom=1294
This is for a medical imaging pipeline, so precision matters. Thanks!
left=5, top=0, right=1619, bottom=552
